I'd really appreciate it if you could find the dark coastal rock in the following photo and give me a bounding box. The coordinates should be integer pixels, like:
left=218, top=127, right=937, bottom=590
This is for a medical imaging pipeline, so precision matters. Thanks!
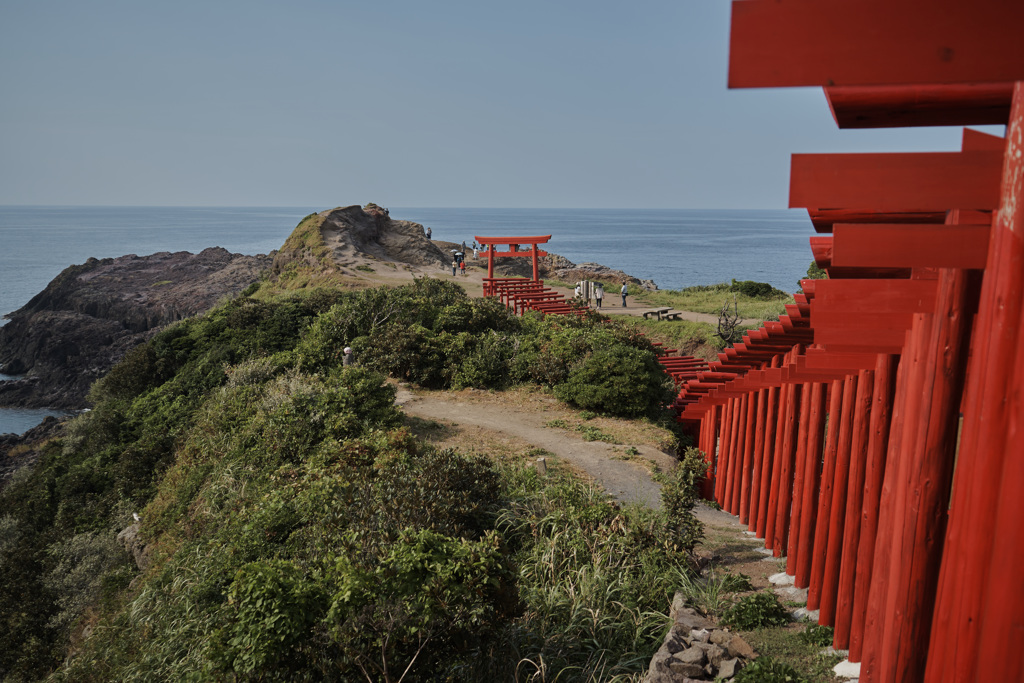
left=0, top=247, right=272, bottom=408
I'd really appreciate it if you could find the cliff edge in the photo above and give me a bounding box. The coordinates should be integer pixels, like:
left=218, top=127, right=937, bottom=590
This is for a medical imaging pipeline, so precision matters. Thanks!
left=0, top=247, right=271, bottom=408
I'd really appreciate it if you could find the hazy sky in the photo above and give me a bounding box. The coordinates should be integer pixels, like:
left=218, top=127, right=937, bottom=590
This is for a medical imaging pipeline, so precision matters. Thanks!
left=0, top=0, right=1000, bottom=209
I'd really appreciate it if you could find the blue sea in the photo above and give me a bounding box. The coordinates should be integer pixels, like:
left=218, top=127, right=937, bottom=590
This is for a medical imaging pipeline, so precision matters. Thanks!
left=0, top=205, right=816, bottom=433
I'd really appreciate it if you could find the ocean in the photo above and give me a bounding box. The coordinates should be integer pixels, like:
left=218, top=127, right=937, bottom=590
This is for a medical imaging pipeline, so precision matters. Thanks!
left=0, top=205, right=816, bottom=434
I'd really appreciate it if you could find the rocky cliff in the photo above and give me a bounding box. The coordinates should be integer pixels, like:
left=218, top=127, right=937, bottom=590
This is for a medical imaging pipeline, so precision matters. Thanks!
left=0, top=247, right=271, bottom=408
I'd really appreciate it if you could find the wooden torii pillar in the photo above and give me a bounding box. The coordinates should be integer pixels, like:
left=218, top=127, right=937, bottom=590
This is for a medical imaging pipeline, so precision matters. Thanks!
left=475, top=235, right=551, bottom=295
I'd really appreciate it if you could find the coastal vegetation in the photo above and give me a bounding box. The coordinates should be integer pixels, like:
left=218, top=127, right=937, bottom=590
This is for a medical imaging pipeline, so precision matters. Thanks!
left=0, top=274, right=704, bottom=681
left=642, top=280, right=792, bottom=320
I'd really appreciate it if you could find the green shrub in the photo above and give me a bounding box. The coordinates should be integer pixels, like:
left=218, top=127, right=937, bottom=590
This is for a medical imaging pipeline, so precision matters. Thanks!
left=722, top=592, right=791, bottom=629
left=733, top=656, right=808, bottom=683
left=799, top=623, right=835, bottom=647
left=661, top=446, right=708, bottom=552
left=215, top=559, right=325, bottom=677
left=729, top=279, right=789, bottom=299
left=554, top=345, right=674, bottom=417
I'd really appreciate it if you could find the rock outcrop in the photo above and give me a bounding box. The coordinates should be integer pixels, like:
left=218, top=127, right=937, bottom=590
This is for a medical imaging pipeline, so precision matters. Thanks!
left=273, top=204, right=451, bottom=276
left=0, top=247, right=272, bottom=408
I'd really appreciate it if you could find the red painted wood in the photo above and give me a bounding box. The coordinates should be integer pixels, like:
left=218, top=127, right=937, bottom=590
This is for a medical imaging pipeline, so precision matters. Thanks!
left=868, top=267, right=977, bottom=682
left=808, top=378, right=845, bottom=611
left=475, top=235, right=552, bottom=245
left=814, top=279, right=938, bottom=314
left=756, top=357, right=782, bottom=539
left=834, top=368, right=875, bottom=649
left=804, top=350, right=879, bottom=371
left=860, top=331, right=913, bottom=672
left=786, top=382, right=813, bottom=574
left=790, top=151, right=1003, bottom=213
left=714, top=400, right=732, bottom=505
left=728, top=0, right=1024, bottom=88
left=739, top=390, right=758, bottom=524
left=748, top=384, right=770, bottom=532
left=809, top=209, right=948, bottom=234
left=794, top=381, right=826, bottom=588
left=849, top=354, right=897, bottom=663
left=819, top=374, right=858, bottom=626
left=717, top=399, right=735, bottom=506
left=961, top=127, right=1007, bottom=152
left=810, top=235, right=833, bottom=268
left=726, top=394, right=748, bottom=514
left=825, top=83, right=1015, bottom=129
left=925, top=84, right=1024, bottom=683
left=832, top=223, right=991, bottom=269
left=765, top=351, right=799, bottom=551
left=973, top=322, right=1024, bottom=682
left=772, top=375, right=803, bottom=557
left=814, top=326, right=911, bottom=350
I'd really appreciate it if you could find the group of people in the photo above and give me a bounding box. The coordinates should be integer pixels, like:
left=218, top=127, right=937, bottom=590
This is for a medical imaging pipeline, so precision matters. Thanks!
left=574, top=281, right=629, bottom=309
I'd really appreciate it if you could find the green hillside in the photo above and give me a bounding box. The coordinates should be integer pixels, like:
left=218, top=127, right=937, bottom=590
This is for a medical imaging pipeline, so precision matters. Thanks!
left=0, top=261, right=706, bottom=681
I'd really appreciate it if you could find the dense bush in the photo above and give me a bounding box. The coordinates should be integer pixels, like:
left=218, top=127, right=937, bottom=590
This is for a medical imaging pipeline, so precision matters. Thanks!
left=729, top=278, right=790, bottom=299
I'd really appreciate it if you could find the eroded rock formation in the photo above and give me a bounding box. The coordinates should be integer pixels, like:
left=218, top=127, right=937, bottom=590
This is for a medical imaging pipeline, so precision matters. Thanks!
left=0, top=247, right=272, bottom=408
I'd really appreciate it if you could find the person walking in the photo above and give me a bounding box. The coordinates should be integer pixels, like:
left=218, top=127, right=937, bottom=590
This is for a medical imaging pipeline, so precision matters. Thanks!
left=426, top=226, right=432, bottom=239
left=620, top=282, right=628, bottom=308
left=459, top=260, right=466, bottom=276
left=452, top=259, right=458, bottom=276
left=594, top=282, right=604, bottom=309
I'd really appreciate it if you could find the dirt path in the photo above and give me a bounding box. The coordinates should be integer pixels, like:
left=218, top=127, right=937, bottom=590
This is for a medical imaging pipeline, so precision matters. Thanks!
left=395, top=386, right=676, bottom=509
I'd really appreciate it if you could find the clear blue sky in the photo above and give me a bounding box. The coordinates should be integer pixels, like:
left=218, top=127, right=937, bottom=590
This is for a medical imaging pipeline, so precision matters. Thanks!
left=0, top=0, right=1000, bottom=209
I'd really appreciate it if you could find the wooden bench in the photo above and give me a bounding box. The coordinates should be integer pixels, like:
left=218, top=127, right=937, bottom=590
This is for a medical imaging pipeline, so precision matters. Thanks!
left=662, top=311, right=685, bottom=321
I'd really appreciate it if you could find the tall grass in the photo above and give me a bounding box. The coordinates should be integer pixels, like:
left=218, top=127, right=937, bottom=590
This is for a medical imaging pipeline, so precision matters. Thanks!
left=641, top=283, right=792, bottom=319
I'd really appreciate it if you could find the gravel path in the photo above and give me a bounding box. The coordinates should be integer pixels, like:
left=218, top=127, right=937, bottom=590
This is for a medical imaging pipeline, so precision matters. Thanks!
left=395, top=388, right=674, bottom=509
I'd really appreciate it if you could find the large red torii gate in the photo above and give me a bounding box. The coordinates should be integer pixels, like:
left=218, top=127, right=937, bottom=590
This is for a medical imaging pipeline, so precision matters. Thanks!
left=475, top=235, right=551, bottom=295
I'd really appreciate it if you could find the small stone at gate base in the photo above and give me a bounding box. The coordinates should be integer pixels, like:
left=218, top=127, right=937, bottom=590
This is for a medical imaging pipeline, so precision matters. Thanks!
left=667, top=660, right=706, bottom=678
left=727, top=634, right=757, bottom=659
left=673, top=646, right=706, bottom=666
left=718, top=657, right=743, bottom=679
left=833, top=659, right=861, bottom=678
left=769, top=571, right=795, bottom=585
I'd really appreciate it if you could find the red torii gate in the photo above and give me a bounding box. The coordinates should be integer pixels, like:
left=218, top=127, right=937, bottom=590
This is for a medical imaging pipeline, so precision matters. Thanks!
left=475, top=235, right=551, bottom=296
left=663, top=2, right=1024, bottom=682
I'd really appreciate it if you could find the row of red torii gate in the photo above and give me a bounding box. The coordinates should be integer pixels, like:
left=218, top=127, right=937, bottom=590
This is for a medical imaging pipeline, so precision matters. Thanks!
left=475, top=3, right=1023, bottom=682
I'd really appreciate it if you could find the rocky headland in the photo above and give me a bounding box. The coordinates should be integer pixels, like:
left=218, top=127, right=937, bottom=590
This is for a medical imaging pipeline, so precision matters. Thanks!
left=0, top=204, right=656, bottom=414
left=0, top=247, right=272, bottom=409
